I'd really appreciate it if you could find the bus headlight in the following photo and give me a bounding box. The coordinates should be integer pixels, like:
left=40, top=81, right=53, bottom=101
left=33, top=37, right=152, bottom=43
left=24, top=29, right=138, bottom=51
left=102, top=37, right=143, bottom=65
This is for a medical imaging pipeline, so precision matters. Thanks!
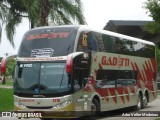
left=52, top=100, right=71, bottom=110
left=14, top=101, right=26, bottom=109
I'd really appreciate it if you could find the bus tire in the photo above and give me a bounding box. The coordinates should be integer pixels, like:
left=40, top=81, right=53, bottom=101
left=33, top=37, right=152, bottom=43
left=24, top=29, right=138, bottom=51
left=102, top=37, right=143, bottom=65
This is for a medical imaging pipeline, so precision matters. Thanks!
left=135, top=93, right=143, bottom=110
left=142, top=93, right=148, bottom=109
left=91, top=98, right=100, bottom=117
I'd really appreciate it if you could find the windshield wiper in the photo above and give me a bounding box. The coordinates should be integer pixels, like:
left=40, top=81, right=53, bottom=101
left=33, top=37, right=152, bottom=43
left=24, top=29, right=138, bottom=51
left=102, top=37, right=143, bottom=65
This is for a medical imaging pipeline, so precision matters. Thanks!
left=59, top=66, right=65, bottom=88
left=30, top=84, right=47, bottom=90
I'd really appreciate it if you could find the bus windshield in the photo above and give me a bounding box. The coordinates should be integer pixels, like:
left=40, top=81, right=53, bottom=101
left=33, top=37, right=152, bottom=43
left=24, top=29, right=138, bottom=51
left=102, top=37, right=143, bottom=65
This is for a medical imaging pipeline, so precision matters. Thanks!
left=18, top=27, right=77, bottom=57
left=14, top=62, right=71, bottom=97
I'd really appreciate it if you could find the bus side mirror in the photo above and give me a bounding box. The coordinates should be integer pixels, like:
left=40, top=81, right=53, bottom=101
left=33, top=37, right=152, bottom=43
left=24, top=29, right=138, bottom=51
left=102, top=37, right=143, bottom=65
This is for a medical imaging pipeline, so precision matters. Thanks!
left=66, top=55, right=73, bottom=74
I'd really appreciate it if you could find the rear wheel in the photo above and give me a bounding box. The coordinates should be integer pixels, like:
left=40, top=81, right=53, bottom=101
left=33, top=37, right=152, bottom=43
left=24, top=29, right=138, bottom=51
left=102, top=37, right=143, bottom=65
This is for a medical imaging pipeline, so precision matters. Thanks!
left=142, top=93, right=148, bottom=109
left=91, top=99, right=100, bottom=117
left=135, top=93, right=143, bottom=110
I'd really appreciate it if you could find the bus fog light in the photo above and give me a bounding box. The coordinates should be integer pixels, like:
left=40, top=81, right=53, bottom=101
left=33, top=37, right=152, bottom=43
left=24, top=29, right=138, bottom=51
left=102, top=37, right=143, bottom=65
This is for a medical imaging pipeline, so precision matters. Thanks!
left=14, top=101, right=26, bottom=109
left=52, top=100, right=71, bottom=110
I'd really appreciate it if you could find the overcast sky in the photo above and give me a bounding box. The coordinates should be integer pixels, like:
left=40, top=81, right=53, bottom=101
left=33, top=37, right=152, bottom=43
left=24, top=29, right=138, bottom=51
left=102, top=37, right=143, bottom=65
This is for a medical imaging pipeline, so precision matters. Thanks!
left=0, top=0, right=152, bottom=57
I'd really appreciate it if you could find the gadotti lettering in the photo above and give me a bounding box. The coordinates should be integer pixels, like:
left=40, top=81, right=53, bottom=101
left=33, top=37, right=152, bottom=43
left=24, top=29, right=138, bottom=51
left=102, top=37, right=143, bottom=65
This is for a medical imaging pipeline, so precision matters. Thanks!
left=101, top=56, right=130, bottom=67
left=26, top=32, right=69, bottom=40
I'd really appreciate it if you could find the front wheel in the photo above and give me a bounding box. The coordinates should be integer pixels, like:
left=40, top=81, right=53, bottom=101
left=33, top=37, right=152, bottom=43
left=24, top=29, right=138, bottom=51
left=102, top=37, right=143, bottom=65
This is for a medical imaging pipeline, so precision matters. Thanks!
left=91, top=99, right=100, bottom=117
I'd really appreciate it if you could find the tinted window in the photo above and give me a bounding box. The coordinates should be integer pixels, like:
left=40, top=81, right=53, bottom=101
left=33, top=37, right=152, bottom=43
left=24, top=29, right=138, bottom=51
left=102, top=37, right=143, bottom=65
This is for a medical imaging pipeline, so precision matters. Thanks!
left=96, top=70, right=116, bottom=88
left=77, top=31, right=98, bottom=52
left=94, top=32, right=155, bottom=58
left=18, top=27, right=78, bottom=57
left=96, top=69, right=137, bottom=88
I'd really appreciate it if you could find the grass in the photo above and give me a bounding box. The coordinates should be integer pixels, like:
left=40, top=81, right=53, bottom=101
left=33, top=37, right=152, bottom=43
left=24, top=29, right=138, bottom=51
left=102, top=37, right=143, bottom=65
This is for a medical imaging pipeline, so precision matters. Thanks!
left=0, top=88, right=14, bottom=112
left=0, top=78, right=14, bottom=112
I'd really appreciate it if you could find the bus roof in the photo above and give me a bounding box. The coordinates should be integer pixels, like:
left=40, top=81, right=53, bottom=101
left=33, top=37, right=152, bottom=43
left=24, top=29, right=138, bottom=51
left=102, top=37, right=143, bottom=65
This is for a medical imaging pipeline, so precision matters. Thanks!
left=78, top=25, right=155, bottom=46
left=28, top=25, right=155, bottom=46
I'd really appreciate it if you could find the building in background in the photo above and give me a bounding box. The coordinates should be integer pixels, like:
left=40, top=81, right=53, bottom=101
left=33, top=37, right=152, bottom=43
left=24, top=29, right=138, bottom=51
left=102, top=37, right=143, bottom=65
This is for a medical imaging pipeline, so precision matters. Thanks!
left=104, top=20, right=160, bottom=45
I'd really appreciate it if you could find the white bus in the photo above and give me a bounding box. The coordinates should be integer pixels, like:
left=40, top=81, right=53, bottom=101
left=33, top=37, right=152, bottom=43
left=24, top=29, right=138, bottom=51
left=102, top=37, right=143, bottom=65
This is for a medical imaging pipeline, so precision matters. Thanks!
left=1, top=25, right=157, bottom=118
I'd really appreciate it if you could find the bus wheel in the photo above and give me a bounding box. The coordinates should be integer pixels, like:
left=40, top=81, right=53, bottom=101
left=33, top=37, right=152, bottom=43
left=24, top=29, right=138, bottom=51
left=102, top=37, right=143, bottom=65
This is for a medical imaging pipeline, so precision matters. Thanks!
left=142, top=94, right=147, bottom=109
left=136, top=94, right=143, bottom=110
left=91, top=99, right=100, bottom=117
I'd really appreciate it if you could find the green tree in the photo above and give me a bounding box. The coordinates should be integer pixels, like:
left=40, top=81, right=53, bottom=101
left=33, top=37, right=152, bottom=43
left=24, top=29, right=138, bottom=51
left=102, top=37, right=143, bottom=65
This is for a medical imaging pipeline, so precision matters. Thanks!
left=5, top=59, right=16, bottom=78
left=0, top=0, right=86, bottom=47
left=144, top=0, right=160, bottom=70
left=144, top=0, right=160, bottom=34
left=156, top=47, right=160, bottom=71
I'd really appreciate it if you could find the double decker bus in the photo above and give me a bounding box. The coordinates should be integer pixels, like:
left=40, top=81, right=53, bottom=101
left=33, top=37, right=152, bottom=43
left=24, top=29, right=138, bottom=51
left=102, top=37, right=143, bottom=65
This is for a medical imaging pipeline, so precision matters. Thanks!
left=1, top=25, right=157, bottom=118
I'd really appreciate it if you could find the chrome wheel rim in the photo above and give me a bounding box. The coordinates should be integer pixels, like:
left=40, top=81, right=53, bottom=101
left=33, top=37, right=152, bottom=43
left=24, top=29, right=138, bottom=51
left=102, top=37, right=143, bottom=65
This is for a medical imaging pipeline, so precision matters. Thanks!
left=91, top=103, right=96, bottom=115
left=143, top=96, right=147, bottom=106
left=137, top=96, right=141, bottom=109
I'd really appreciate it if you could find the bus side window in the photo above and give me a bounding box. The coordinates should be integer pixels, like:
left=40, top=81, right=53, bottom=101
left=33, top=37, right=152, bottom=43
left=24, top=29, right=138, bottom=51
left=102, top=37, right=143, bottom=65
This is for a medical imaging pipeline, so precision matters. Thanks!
left=77, top=33, right=90, bottom=52
left=96, top=69, right=116, bottom=88
left=116, top=70, right=137, bottom=86
left=77, top=32, right=97, bottom=53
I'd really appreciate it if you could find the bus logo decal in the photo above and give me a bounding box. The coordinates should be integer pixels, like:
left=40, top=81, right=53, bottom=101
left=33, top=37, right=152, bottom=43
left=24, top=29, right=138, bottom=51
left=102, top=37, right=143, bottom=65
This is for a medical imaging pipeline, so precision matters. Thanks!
left=34, top=88, right=40, bottom=94
left=101, top=56, right=130, bottom=67
left=26, top=32, right=70, bottom=40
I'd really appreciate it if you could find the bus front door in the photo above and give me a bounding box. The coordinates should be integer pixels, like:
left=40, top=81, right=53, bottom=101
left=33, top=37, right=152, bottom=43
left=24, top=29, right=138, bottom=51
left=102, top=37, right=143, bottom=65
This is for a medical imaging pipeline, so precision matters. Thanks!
left=73, top=54, right=90, bottom=114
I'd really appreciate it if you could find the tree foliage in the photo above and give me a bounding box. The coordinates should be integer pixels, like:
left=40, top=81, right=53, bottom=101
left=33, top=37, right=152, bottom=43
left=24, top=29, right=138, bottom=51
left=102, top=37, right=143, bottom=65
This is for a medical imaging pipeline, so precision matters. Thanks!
left=0, top=0, right=86, bottom=47
left=144, top=0, right=160, bottom=70
left=6, top=59, right=16, bottom=77
left=144, top=0, right=160, bottom=34
left=156, top=46, right=160, bottom=71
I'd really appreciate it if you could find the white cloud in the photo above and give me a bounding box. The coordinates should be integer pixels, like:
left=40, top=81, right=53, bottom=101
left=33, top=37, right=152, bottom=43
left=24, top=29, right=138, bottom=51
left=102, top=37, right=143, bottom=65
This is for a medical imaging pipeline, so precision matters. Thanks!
left=0, top=18, right=29, bottom=57
left=82, top=0, right=152, bottom=29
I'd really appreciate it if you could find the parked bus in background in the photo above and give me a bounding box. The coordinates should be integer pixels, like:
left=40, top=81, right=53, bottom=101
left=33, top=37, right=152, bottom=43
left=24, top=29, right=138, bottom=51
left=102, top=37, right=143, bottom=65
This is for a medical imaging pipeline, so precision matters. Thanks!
left=1, top=25, right=157, bottom=118
left=0, top=55, right=16, bottom=84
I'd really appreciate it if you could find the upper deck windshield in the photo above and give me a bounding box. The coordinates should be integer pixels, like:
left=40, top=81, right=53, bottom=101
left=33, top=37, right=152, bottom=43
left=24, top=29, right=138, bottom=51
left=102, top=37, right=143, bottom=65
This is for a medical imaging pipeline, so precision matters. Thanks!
left=18, top=27, right=78, bottom=57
